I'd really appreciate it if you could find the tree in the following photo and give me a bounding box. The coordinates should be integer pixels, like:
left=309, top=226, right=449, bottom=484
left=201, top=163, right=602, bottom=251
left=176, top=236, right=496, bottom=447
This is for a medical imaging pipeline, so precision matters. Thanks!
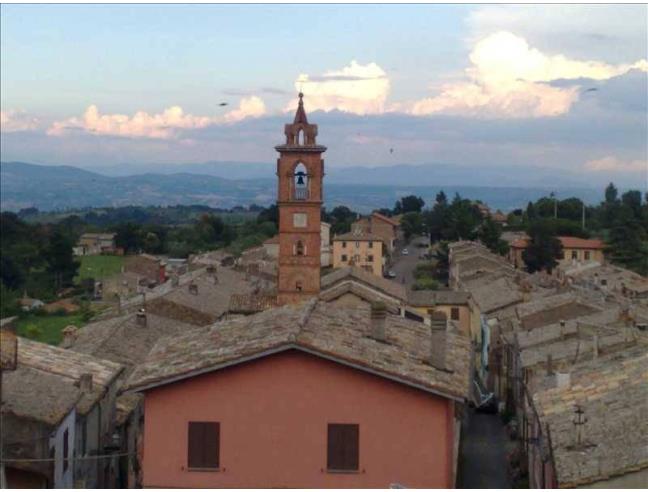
left=478, top=216, right=509, bottom=255
left=522, top=220, right=563, bottom=273
left=605, top=182, right=618, bottom=204
left=114, top=222, right=143, bottom=253
left=621, top=190, right=643, bottom=219
left=44, top=231, right=80, bottom=289
left=606, top=205, right=648, bottom=275
left=400, top=212, right=424, bottom=239
left=526, top=201, right=537, bottom=221
left=394, top=195, right=425, bottom=214
left=256, top=204, right=278, bottom=226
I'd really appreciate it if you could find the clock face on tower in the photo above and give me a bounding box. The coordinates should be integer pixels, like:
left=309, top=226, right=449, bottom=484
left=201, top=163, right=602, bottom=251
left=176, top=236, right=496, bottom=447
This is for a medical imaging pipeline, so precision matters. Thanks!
left=293, top=213, right=307, bottom=228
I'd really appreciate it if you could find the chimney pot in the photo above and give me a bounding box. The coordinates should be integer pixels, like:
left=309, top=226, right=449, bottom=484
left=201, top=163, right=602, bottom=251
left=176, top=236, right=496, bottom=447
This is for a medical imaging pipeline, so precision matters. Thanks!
left=136, top=309, right=147, bottom=327
left=370, top=302, right=387, bottom=341
left=79, top=373, right=93, bottom=392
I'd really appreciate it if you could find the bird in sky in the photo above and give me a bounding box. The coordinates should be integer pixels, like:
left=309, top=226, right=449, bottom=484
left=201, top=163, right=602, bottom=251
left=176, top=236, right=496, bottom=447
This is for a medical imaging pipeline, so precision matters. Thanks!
left=218, top=102, right=229, bottom=107
left=584, top=88, right=598, bottom=93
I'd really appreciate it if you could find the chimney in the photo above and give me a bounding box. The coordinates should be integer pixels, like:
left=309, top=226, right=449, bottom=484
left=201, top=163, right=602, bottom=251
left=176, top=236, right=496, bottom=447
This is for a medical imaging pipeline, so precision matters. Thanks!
left=79, top=373, right=93, bottom=392
left=370, top=302, right=387, bottom=342
left=61, top=325, right=78, bottom=348
left=188, top=282, right=198, bottom=295
left=546, top=354, right=554, bottom=376
left=429, top=312, right=448, bottom=370
left=556, top=372, right=571, bottom=388
left=135, top=309, right=147, bottom=327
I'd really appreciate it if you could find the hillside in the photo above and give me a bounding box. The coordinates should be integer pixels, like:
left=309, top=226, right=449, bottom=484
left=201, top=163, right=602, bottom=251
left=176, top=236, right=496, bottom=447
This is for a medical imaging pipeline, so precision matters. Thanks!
left=1, top=161, right=604, bottom=213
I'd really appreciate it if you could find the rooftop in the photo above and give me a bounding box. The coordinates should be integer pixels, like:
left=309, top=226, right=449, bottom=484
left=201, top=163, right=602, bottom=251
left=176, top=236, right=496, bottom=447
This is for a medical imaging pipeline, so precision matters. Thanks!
left=2, top=337, right=123, bottom=425
left=125, top=300, right=472, bottom=402
left=407, top=290, right=471, bottom=307
left=511, top=236, right=605, bottom=250
left=533, top=345, right=648, bottom=487
left=321, top=266, right=407, bottom=302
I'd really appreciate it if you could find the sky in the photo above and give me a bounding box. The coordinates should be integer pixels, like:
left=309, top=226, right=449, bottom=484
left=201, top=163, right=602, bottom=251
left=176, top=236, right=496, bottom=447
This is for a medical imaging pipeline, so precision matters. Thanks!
left=1, top=4, right=647, bottom=186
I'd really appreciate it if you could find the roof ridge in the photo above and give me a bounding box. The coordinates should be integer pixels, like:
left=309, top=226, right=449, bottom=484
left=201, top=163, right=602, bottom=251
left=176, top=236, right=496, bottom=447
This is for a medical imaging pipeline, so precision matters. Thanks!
left=297, top=298, right=318, bottom=331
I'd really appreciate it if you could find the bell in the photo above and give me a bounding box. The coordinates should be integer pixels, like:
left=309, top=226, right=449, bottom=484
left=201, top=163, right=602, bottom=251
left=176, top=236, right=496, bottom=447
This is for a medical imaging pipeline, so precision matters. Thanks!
left=296, top=173, right=305, bottom=185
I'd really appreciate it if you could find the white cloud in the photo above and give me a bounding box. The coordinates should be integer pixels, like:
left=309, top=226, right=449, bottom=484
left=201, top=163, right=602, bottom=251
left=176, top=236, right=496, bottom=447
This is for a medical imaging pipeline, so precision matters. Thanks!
left=223, top=96, right=266, bottom=123
left=290, top=60, right=390, bottom=115
left=48, top=97, right=267, bottom=139
left=1, top=109, right=39, bottom=132
left=584, top=156, right=647, bottom=173
left=410, top=31, right=647, bottom=119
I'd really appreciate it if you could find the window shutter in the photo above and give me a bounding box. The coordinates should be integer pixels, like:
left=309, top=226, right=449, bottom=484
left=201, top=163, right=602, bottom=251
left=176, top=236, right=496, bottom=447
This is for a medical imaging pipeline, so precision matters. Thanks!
left=327, top=424, right=359, bottom=471
left=188, top=422, right=220, bottom=469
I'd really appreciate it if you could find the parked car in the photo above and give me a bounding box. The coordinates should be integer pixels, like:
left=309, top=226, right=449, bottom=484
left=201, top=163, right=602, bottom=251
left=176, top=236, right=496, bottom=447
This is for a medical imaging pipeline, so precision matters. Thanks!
left=384, top=270, right=397, bottom=279
left=401, top=249, right=409, bottom=255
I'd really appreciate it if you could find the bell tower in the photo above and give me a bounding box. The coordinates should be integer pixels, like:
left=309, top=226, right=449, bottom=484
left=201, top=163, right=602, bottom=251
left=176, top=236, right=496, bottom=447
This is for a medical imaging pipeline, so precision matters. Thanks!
left=275, top=93, right=326, bottom=305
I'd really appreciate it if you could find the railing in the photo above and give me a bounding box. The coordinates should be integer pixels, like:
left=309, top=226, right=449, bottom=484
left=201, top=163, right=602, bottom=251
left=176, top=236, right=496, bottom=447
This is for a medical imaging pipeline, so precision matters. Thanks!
left=294, top=188, right=309, bottom=200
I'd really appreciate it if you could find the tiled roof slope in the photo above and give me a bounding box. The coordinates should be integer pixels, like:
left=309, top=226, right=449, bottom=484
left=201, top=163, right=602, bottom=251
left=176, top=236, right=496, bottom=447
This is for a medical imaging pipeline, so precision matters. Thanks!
left=534, top=346, right=648, bottom=487
left=407, top=290, right=471, bottom=307
left=321, top=266, right=407, bottom=301
left=3, top=337, right=123, bottom=425
left=125, top=300, right=472, bottom=401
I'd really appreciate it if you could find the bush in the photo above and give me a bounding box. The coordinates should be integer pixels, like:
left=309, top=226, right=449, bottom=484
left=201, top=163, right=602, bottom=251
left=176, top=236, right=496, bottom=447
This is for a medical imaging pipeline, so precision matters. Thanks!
left=412, top=278, right=440, bottom=290
left=413, top=262, right=436, bottom=279
left=25, top=324, right=43, bottom=340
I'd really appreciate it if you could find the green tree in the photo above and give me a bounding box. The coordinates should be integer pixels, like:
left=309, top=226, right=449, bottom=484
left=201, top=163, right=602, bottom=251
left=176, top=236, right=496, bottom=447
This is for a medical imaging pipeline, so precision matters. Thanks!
left=44, top=231, right=80, bottom=289
left=522, top=220, right=563, bottom=273
left=478, top=216, right=509, bottom=255
left=394, top=195, right=425, bottom=214
left=400, top=212, right=424, bottom=239
left=621, top=190, right=643, bottom=219
left=605, top=182, right=618, bottom=204
left=114, top=222, right=143, bottom=253
left=607, top=205, right=648, bottom=275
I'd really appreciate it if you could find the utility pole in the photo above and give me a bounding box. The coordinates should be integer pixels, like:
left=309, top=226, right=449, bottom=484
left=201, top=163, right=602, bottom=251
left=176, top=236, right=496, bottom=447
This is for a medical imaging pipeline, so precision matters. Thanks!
left=582, top=202, right=586, bottom=230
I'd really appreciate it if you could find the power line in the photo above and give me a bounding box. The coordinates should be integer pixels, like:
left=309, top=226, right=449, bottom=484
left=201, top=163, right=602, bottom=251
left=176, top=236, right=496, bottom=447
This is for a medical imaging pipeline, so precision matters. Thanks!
left=1, top=452, right=132, bottom=464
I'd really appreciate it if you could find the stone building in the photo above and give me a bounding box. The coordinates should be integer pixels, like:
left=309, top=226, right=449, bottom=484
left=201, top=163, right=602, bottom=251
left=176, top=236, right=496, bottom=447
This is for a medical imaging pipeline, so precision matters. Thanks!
left=275, top=93, right=326, bottom=305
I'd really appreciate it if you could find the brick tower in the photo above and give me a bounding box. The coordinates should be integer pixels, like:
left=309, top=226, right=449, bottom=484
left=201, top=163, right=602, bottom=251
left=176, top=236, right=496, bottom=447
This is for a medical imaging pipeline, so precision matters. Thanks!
left=275, top=93, right=326, bottom=305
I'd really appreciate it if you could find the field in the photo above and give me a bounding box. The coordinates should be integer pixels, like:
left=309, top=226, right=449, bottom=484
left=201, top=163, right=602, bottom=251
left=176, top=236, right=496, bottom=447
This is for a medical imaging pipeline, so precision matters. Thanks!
left=15, top=313, right=89, bottom=345
left=76, top=255, right=124, bottom=281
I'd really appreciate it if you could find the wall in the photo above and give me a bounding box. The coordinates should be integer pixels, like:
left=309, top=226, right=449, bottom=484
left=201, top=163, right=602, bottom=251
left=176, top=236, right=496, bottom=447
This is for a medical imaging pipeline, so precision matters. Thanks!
left=50, top=409, right=76, bottom=489
left=562, top=248, right=604, bottom=264
left=410, top=305, right=471, bottom=337
left=142, top=350, right=454, bottom=488
left=332, top=240, right=384, bottom=277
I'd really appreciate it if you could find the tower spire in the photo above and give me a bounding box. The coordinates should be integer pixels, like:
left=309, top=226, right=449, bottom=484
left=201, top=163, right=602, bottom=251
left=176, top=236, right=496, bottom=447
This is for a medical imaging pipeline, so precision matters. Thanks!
left=294, top=92, right=308, bottom=125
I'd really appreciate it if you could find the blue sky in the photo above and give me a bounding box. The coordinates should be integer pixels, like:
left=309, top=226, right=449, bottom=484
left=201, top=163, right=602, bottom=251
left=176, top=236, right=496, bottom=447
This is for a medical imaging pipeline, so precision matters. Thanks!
left=1, top=4, right=647, bottom=187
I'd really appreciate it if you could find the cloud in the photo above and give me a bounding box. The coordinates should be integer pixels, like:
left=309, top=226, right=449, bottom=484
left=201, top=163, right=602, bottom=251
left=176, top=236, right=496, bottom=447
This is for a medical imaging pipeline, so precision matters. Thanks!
left=223, top=96, right=266, bottom=123
left=48, top=97, right=266, bottom=139
left=290, top=60, right=390, bottom=115
left=410, top=31, right=647, bottom=118
left=584, top=156, right=647, bottom=173
left=1, top=109, right=39, bottom=132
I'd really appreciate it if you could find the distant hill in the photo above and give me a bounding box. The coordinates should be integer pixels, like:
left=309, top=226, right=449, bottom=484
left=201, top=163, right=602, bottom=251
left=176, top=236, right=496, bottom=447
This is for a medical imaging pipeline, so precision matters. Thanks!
left=1, top=161, right=604, bottom=213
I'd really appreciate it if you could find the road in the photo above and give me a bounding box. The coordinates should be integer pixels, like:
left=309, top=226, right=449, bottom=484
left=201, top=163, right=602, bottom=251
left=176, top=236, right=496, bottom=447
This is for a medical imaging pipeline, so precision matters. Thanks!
left=388, top=235, right=429, bottom=287
left=458, top=409, right=513, bottom=489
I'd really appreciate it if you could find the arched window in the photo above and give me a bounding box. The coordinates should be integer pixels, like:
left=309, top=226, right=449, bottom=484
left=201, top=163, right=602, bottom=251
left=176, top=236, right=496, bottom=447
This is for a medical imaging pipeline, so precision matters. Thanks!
left=295, top=240, right=305, bottom=256
left=294, top=163, right=308, bottom=200
left=297, top=128, right=304, bottom=145
left=296, top=280, right=303, bottom=292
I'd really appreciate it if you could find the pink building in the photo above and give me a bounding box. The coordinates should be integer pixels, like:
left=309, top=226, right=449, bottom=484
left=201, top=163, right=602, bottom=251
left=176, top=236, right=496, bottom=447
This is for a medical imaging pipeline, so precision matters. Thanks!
left=126, top=301, right=471, bottom=488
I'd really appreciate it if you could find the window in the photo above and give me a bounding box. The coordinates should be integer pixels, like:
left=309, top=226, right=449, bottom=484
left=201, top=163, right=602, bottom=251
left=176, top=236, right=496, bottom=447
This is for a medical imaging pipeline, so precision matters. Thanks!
left=188, top=422, right=220, bottom=470
left=341, top=255, right=348, bottom=262
left=327, top=424, right=359, bottom=472
left=451, top=307, right=460, bottom=321
left=296, top=281, right=303, bottom=292
left=584, top=251, right=591, bottom=260
left=368, top=241, right=373, bottom=248
left=63, top=428, right=69, bottom=472
left=295, top=240, right=305, bottom=256
left=355, top=241, right=360, bottom=248
left=294, top=163, right=308, bottom=200
left=342, top=242, right=347, bottom=248
left=367, top=255, right=374, bottom=262
left=571, top=251, right=578, bottom=260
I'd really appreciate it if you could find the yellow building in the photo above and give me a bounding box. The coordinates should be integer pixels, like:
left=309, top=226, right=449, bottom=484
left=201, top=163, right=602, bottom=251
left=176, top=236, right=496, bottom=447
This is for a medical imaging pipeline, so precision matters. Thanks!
left=509, top=236, right=605, bottom=270
left=332, top=231, right=384, bottom=277
left=406, top=291, right=472, bottom=337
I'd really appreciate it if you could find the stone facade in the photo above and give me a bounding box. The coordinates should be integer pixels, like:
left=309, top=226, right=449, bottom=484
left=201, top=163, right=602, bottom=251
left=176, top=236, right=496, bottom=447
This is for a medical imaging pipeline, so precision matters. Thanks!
left=275, top=94, right=326, bottom=305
